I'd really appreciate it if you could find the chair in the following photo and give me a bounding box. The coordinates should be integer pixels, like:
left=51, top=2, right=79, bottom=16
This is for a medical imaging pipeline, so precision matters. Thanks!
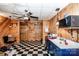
left=3, top=36, right=16, bottom=44
left=1, top=36, right=16, bottom=52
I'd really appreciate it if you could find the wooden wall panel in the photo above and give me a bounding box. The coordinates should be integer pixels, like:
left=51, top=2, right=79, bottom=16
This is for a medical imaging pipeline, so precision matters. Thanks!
left=9, top=20, right=20, bottom=44
left=42, top=20, right=50, bottom=44
left=49, top=3, right=79, bottom=42
left=20, top=20, right=42, bottom=41
left=0, top=16, right=11, bottom=47
left=0, top=15, right=6, bottom=24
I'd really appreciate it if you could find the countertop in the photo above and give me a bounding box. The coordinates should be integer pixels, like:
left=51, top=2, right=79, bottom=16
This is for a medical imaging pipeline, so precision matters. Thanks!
left=49, top=37, right=79, bottom=49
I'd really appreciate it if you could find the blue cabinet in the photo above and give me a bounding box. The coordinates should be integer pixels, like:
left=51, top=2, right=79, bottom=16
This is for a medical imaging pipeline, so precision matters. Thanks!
left=47, top=40, right=79, bottom=56
left=47, top=40, right=59, bottom=55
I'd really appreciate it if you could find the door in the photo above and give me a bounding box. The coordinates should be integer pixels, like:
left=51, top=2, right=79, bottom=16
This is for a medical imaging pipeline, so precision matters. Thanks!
left=20, top=25, right=29, bottom=41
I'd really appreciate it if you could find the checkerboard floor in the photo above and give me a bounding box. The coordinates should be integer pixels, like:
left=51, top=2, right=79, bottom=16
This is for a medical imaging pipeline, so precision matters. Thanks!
left=5, top=41, right=49, bottom=56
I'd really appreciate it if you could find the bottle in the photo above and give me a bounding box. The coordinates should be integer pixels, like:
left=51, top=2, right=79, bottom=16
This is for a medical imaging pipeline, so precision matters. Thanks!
left=64, top=40, right=68, bottom=45
left=59, top=34, right=64, bottom=41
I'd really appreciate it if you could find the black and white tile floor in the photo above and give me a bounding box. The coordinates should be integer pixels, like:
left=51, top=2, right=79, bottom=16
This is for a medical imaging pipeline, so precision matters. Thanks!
left=5, top=41, right=49, bottom=56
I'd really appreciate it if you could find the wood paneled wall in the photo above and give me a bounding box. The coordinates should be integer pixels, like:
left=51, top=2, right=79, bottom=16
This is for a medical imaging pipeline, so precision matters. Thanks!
left=49, top=3, right=79, bottom=42
left=42, top=20, right=50, bottom=44
left=20, top=20, right=50, bottom=44
left=0, top=17, right=20, bottom=47
left=0, top=16, right=11, bottom=47
left=20, top=20, right=42, bottom=41
left=9, top=20, right=20, bottom=43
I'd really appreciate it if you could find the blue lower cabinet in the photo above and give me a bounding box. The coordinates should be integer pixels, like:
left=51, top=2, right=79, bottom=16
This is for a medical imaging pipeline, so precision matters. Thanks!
left=76, top=49, right=79, bottom=56
left=47, top=40, right=79, bottom=56
left=47, top=40, right=59, bottom=55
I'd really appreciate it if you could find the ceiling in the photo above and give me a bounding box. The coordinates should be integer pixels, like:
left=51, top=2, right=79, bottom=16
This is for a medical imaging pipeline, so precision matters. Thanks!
left=0, top=0, right=78, bottom=20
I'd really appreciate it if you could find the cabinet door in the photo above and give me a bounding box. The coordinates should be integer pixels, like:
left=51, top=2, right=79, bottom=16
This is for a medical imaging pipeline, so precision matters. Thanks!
left=72, top=30, right=77, bottom=42
left=77, top=30, right=79, bottom=42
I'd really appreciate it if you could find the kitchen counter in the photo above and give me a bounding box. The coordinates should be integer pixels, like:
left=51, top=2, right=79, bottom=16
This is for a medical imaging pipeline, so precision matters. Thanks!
left=49, top=37, right=79, bottom=49
left=47, top=37, right=79, bottom=56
